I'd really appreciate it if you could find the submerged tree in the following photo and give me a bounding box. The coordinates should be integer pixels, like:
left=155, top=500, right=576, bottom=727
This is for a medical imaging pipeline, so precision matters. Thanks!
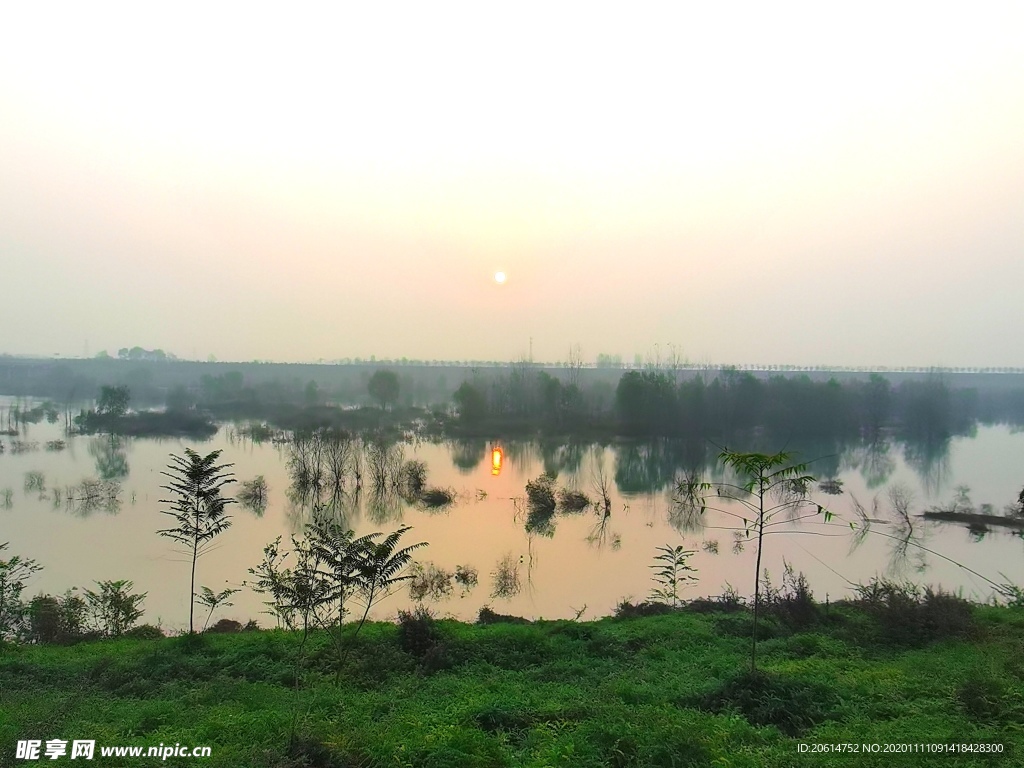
left=158, top=449, right=236, bottom=634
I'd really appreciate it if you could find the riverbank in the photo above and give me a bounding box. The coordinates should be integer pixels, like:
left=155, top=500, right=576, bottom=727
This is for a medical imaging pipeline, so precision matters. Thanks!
left=2, top=598, right=1022, bottom=767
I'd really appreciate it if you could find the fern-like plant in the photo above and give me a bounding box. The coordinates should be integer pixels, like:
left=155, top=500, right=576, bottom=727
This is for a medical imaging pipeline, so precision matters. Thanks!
left=158, top=448, right=236, bottom=634
left=648, top=545, right=698, bottom=607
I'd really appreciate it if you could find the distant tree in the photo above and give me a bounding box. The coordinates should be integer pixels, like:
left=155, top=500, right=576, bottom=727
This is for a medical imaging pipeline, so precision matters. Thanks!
left=158, top=449, right=236, bottom=634
left=368, top=370, right=399, bottom=410
left=166, top=385, right=194, bottom=412
left=96, top=385, right=130, bottom=418
left=304, top=380, right=320, bottom=406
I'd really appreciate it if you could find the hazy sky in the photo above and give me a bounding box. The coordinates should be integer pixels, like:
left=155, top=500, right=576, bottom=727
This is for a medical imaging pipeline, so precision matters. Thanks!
left=2, top=3, right=1022, bottom=367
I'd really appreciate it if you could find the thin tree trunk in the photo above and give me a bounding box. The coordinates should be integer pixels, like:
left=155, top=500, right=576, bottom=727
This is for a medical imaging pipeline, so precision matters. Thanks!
left=190, top=500, right=200, bottom=634
left=752, top=475, right=765, bottom=674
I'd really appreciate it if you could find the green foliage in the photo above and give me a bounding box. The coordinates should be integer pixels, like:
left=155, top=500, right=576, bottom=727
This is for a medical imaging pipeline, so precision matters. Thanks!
left=452, top=381, right=488, bottom=426
left=3, top=604, right=1024, bottom=765
left=368, top=369, right=400, bottom=410
left=676, top=448, right=829, bottom=674
left=760, top=562, right=820, bottom=631
left=158, top=448, right=236, bottom=633
left=248, top=523, right=426, bottom=682
left=196, top=586, right=240, bottom=631
left=0, top=543, right=42, bottom=641
left=697, top=670, right=838, bottom=736
left=83, top=580, right=146, bottom=637
left=96, top=384, right=130, bottom=418
left=397, top=606, right=447, bottom=670
left=123, top=623, right=165, bottom=640
left=648, top=545, right=698, bottom=607
left=851, top=578, right=976, bottom=646
left=28, top=591, right=87, bottom=644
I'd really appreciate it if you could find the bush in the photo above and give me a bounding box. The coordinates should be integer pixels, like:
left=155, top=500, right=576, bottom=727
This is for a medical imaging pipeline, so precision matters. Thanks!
left=124, top=624, right=165, bottom=640
left=205, top=618, right=243, bottom=633
left=955, top=673, right=1023, bottom=725
left=761, top=563, right=821, bottom=631
left=613, top=600, right=676, bottom=619
left=698, top=670, right=838, bottom=736
left=28, top=591, right=87, bottom=644
left=419, top=487, right=455, bottom=509
left=397, top=606, right=442, bottom=659
left=397, top=606, right=449, bottom=673
left=477, top=606, right=529, bottom=625
left=525, top=474, right=556, bottom=516
left=853, top=579, right=976, bottom=646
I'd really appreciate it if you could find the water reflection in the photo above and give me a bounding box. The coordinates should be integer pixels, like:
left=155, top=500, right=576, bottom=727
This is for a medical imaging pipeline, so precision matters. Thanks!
left=88, top=436, right=129, bottom=481
left=901, top=437, right=952, bottom=498
left=450, top=439, right=486, bottom=473
left=64, top=479, right=122, bottom=517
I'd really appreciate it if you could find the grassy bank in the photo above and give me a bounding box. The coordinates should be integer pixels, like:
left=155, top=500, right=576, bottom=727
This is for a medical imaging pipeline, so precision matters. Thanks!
left=2, top=601, right=1022, bottom=767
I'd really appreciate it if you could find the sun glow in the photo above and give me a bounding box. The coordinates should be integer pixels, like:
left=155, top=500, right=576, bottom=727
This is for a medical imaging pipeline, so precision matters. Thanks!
left=494, top=271, right=506, bottom=284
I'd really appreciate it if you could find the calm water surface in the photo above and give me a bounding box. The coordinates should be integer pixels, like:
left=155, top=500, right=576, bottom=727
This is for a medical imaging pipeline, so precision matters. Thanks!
left=2, top=406, right=1022, bottom=631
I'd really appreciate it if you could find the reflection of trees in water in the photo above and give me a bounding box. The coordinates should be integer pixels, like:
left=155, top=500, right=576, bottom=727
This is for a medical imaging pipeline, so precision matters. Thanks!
left=285, top=482, right=363, bottom=533
left=503, top=440, right=540, bottom=474
left=585, top=507, right=621, bottom=550
left=89, top=436, right=129, bottom=481
left=285, top=433, right=421, bottom=530
left=669, top=468, right=707, bottom=535
left=615, top=440, right=696, bottom=494
left=841, top=440, right=896, bottom=489
left=237, top=476, right=269, bottom=516
left=849, top=484, right=927, bottom=576
left=64, top=479, right=122, bottom=517
left=539, top=440, right=586, bottom=481
left=490, top=553, right=523, bottom=599
left=366, top=485, right=403, bottom=525
left=900, top=437, right=952, bottom=498
left=449, top=439, right=485, bottom=473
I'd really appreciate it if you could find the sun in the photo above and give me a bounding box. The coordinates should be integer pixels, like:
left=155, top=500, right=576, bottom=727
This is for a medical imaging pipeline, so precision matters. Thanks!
left=494, top=271, right=507, bottom=284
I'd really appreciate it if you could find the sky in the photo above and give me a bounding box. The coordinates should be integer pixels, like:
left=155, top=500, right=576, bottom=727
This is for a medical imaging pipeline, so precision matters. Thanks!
left=2, top=3, right=1023, bottom=368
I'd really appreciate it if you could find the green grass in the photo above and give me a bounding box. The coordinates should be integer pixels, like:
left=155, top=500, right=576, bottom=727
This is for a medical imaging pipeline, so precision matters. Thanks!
left=2, top=605, right=1023, bottom=767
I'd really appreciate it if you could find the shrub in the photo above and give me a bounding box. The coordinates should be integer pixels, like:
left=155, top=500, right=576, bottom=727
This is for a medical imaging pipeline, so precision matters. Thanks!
left=83, top=580, right=146, bottom=637
left=761, top=563, right=820, bottom=631
left=206, top=618, right=243, bottom=633
left=853, top=578, right=976, bottom=646
left=698, top=670, right=838, bottom=736
left=419, top=487, right=455, bottom=509
left=477, top=606, right=529, bottom=625
left=28, top=591, right=87, bottom=644
left=613, top=600, right=676, bottom=619
left=124, top=624, right=165, bottom=640
left=525, top=474, right=556, bottom=516
left=397, top=606, right=447, bottom=672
